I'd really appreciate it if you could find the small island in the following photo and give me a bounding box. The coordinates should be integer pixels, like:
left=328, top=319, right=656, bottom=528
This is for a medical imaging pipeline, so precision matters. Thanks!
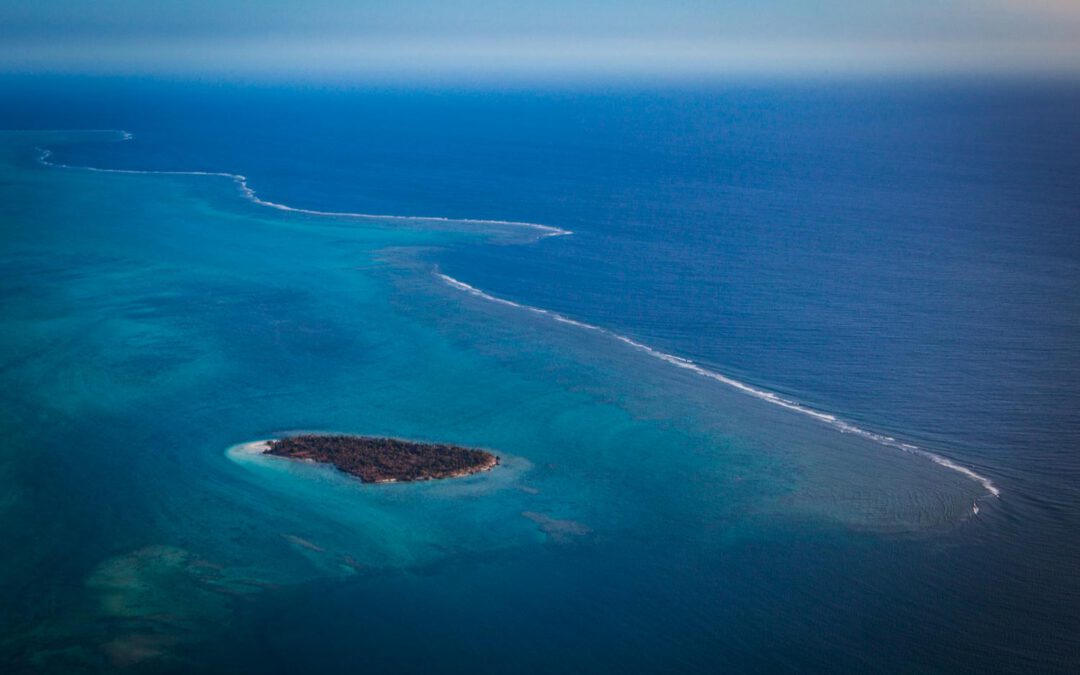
left=263, top=434, right=499, bottom=483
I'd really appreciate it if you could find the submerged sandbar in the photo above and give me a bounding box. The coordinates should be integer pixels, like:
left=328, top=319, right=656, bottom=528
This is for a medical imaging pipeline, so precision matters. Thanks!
left=261, top=434, right=499, bottom=483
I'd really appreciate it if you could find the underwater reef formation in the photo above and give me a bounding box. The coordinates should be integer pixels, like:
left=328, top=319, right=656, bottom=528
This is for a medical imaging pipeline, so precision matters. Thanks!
left=264, top=434, right=499, bottom=483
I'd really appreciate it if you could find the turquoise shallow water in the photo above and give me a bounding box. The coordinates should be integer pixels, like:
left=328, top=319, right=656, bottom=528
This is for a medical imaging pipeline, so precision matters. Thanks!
left=0, top=119, right=1075, bottom=673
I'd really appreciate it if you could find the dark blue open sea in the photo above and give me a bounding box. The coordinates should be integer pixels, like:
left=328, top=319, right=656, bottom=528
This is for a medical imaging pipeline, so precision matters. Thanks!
left=1, top=78, right=1078, bottom=673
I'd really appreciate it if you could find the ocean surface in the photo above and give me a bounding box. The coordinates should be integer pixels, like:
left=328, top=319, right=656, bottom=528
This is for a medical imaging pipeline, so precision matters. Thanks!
left=1, top=78, right=1078, bottom=673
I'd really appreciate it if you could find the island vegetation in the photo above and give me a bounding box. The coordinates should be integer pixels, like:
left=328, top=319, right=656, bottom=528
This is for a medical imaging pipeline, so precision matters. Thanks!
left=264, top=434, right=499, bottom=483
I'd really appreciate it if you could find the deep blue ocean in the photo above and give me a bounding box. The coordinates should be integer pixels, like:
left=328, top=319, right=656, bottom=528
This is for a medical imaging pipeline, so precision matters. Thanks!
left=1, top=77, right=1078, bottom=673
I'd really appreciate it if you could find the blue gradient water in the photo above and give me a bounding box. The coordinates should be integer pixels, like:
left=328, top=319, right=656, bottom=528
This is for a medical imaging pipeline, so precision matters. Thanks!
left=1, top=79, right=1078, bottom=673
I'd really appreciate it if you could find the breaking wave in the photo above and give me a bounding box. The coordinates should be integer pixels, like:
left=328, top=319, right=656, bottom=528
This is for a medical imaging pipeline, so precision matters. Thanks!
left=33, top=128, right=998, bottom=505
left=436, top=273, right=1001, bottom=503
left=35, top=130, right=570, bottom=238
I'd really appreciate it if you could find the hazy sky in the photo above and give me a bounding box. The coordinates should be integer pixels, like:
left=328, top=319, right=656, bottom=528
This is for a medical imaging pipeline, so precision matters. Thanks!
left=3, top=1, right=1079, bottom=80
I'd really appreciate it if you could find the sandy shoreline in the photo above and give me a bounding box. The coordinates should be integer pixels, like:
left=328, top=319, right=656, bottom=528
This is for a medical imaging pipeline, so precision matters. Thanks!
left=229, top=440, right=273, bottom=457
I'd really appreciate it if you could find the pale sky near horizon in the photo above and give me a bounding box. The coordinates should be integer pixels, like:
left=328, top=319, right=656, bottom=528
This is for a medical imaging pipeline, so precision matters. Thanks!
left=2, top=1, right=1079, bottom=80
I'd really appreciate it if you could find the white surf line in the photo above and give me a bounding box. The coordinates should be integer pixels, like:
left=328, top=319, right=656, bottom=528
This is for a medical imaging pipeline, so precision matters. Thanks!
left=437, top=272, right=1001, bottom=502
left=32, top=130, right=998, bottom=504
left=34, top=130, right=571, bottom=238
